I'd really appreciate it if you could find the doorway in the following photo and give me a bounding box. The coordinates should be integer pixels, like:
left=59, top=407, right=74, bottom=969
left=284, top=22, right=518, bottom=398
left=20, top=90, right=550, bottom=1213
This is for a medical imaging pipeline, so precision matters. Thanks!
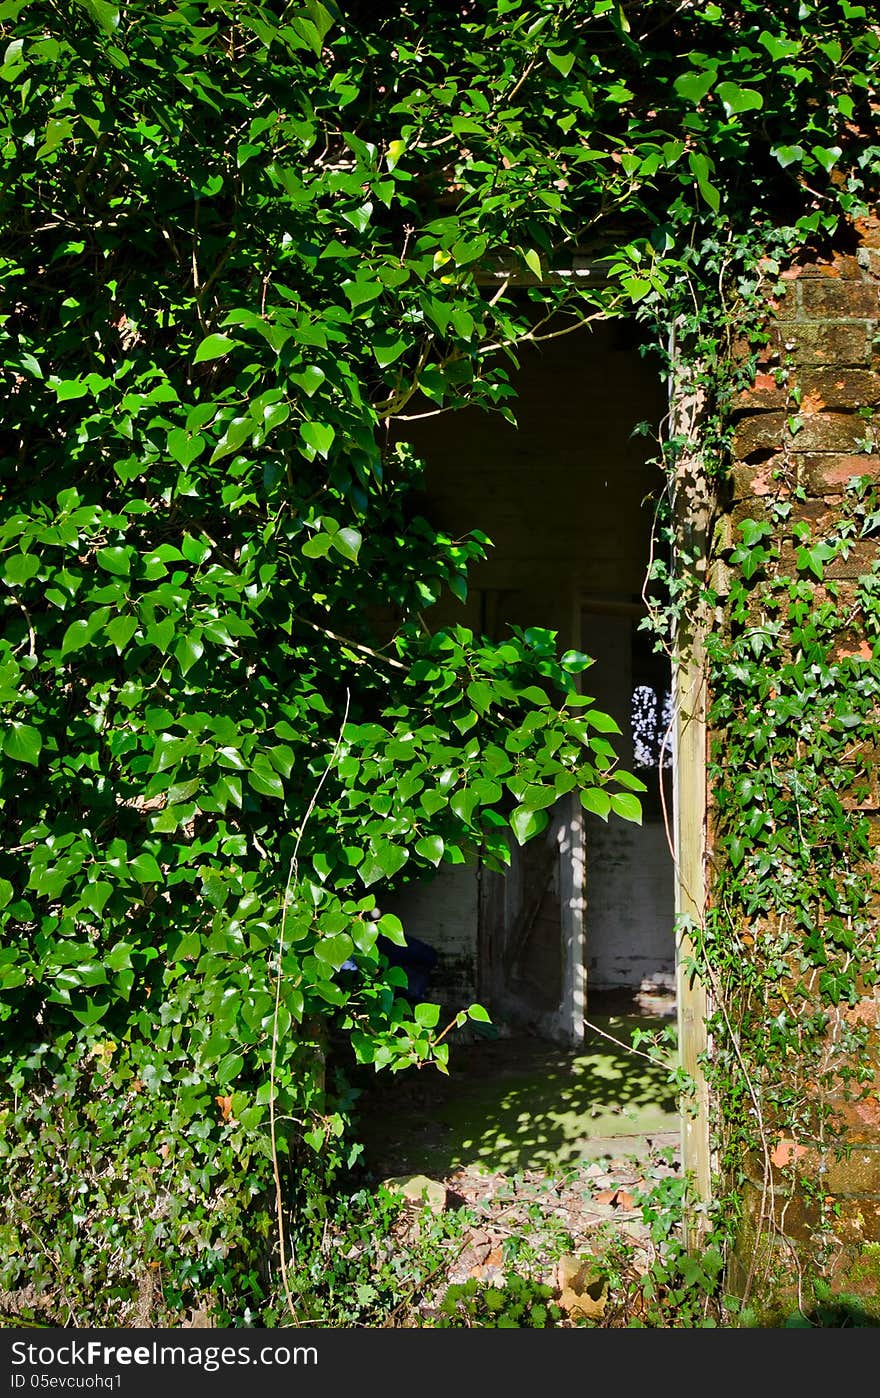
left=386, top=318, right=677, bottom=1044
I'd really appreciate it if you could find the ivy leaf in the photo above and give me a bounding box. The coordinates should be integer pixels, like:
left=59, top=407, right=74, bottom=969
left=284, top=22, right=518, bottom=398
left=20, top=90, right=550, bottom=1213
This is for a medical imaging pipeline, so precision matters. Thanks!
left=772, top=145, right=804, bottom=169
left=4, top=722, right=42, bottom=767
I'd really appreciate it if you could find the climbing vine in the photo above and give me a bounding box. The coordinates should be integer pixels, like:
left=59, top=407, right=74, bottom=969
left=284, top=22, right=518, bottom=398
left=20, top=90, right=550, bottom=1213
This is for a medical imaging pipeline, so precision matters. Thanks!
left=1, top=0, right=879, bottom=1324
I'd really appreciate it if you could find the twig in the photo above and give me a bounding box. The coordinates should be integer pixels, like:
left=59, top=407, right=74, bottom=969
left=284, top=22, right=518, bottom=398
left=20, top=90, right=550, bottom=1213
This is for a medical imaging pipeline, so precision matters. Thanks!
left=269, top=689, right=351, bottom=1326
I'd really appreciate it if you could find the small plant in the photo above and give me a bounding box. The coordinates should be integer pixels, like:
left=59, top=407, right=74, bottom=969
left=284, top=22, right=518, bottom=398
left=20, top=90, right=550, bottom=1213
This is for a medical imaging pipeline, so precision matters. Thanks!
left=434, top=1273, right=562, bottom=1329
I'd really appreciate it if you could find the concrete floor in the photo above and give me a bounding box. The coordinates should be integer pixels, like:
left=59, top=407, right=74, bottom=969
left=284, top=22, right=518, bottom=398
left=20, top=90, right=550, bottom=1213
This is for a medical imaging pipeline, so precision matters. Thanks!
left=354, top=1001, right=679, bottom=1178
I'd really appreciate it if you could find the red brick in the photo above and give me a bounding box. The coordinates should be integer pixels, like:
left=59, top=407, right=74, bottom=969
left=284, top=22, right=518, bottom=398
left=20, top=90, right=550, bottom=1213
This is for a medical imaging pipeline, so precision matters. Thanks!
left=795, top=369, right=880, bottom=412
left=732, top=411, right=788, bottom=459
left=733, top=412, right=870, bottom=460
left=856, top=213, right=880, bottom=250
left=825, top=540, right=880, bottom=579
left=732, top=371, right=790, bottom=413
left=776, top=321, right=871, bottom=368
left=731, top=458, right=792, bottom=499
left=831, top=1095, right=880, bottom=1143
left=800, top=279, right=880, bottom=319
left=788, top=413, right=869, bottom=453
left=798, top=453, right=880, bottom=495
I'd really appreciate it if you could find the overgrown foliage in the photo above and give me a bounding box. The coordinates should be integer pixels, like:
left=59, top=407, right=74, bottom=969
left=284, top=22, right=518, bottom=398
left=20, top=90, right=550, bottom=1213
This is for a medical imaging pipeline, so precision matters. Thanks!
left=1, top=0, right=879, bottom=1323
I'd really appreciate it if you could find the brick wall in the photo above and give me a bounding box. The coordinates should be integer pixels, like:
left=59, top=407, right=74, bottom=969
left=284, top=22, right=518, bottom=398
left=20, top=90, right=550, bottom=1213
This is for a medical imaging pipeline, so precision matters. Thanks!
left=722, top=219, right=880, bottom=1313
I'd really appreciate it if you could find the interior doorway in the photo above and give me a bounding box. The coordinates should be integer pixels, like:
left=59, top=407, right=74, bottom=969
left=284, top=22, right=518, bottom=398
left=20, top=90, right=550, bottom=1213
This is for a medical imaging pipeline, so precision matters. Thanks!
left=387, top=317, right=676, bottom=1045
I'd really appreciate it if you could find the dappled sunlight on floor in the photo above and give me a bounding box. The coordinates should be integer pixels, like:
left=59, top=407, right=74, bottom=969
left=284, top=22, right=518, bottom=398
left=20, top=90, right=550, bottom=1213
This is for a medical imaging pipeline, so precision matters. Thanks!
left=354, top=1006, right=679, bottom=1178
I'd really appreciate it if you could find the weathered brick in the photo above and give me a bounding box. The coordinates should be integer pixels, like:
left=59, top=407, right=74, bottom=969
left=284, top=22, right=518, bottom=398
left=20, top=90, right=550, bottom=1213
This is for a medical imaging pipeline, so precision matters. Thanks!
left=775, top=537, right=879, bottom=580
left=825, top=540, right=880, bottom=579
left=795, top=369, right=880, bottom=412
left=789, top=412, right=869, bottom=454
left=731, top=457, right=792, bottom=499
left=758, top=1138, right=880, bottom=1194
left=776, top=321, right=871, bottom=368
left=825, top=1198, right=880, bottom=1245
left=856, top=213, right=880, bottom=250
left=831, top=1094, right=880, bottom=1144
left=732, top=411, right=788, bottom=459
left=734, top=413, right=872, bottom=462
left=798, top=452, right=880, bottom=495
left=858, top=246, right=880, bottom=280
left=800, top=279, right=880, bottom=319
left=732, top=371, right=790, bottom=413
left=783, top=256, right=866, bottom=281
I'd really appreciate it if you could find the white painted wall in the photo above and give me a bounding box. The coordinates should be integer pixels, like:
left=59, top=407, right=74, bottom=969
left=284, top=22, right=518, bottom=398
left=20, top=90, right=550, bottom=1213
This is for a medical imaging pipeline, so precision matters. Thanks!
left=387, top=324, right=674, bottom=1014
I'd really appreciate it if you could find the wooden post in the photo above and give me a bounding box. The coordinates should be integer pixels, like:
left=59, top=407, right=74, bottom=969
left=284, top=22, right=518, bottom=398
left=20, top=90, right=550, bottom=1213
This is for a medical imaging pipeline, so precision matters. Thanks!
left=669, top=324, right=714, bottom=1228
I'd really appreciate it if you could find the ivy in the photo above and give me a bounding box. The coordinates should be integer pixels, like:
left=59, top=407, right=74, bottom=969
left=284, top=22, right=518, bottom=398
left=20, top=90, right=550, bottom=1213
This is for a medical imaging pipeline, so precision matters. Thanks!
left=0, top=0, right=878, bottom=1323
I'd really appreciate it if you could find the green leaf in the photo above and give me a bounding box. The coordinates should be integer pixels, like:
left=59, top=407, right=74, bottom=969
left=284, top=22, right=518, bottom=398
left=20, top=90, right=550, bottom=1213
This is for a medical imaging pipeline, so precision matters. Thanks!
left=688, top=151, right=720, bottom=212
left=4, top=722, right=41, bottom=767
left=3, top=553, right=40, bottom=586
left=359, top=842, right=409, bottom=885
left=373, top=332, right=407, bottom=368
left=510, top=805, right=547, bottom=845
left=610, top=792, right=642, bottom=825
left=248, top=763, right=285, bottom=800
left=96, top=546, right=130, bottom=577
left=772, top=145, right=804, bottom=169
left=580, top=787, right=611, bottom=819
left=674, top=69, right=716, bottom=104
left=414, top=1001, right=440, bottom=1028
left=81, top=881, right=112, bottom=916
left=300, top=421, right=336, bottom=458
left=106, top=615, right=139, bottom=653
left=716, top=82, right=764, bottom=117
left=193, top=333, right=238, bottom=363
left=129, top=852, right=163, bottom=883
left=467, top=1003, right=491, bottom=1023
left=330, top=527, right=362, bottom=563
left=523, top=248, right=542, bottom=278
left=377, top=912, right=407, bottom=946
left=547, top=50, right=575, bottom=77
left=175, top=631, right=204, bottom=675
left=74, top=0, right=120, bottom=34
left=415, top=834, right=444, bottom=866
left=758, top=30, right=801, bottom=61
left=290, top=365, right=326, bottom=397
left=315, top=932, right=354, bottom=968
left=60, top=619, right=93, bottom=657
left=167, top=428, right=206, bottom=467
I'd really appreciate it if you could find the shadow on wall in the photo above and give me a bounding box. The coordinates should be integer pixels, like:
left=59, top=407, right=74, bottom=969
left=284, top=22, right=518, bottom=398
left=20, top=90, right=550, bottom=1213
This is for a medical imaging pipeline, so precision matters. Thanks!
left=353, top=1019, right=678, bottom=1177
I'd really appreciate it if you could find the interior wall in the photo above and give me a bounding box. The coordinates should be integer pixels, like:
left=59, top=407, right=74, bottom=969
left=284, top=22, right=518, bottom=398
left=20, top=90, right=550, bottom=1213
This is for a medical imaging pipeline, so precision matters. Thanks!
left=387, top=319, right=671, bottom=1015
left=580, top=611, right=676, bottom=992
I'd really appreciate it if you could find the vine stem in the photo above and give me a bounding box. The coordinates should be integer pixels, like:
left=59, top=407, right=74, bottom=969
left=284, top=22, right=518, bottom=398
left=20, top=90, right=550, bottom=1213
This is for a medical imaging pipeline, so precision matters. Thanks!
left=270, top=688, right=351, bottom=1326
